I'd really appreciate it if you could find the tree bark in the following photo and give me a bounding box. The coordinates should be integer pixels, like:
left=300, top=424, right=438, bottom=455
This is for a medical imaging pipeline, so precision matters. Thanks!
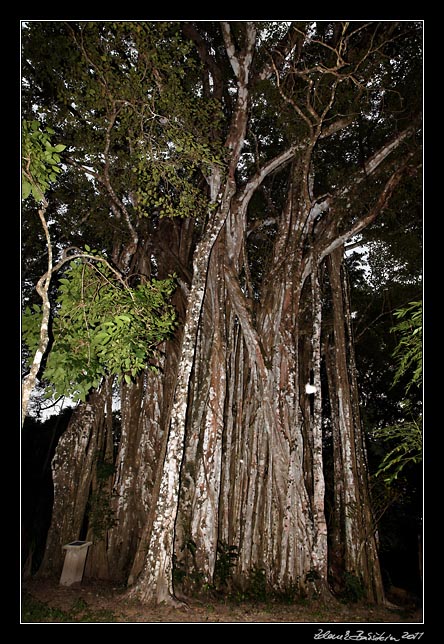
left=127, top=170, right=235, bottom=605
left=327, top=246, right=384, bottom=603
left=175, top=239, right=227, bottom=589
left=128, top=21, right=256, bottom=605
left=214, top=168, right=327, bottom=595
left=37, top=387, right=108, bottom=578
left=106, top=372, right=166, bottom=582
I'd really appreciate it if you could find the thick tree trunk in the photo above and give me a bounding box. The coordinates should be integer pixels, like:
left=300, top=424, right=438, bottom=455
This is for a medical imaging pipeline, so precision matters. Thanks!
left=126, top=338, right=183, bottom=586
left=327, top=246, right=384, bottom=603
left=83, top=378, right=115, bottom=580
left=127, top=171, right=236, bottom=605
left=103, top=219, right=193, bottom=583
left=37, top=387, right=108, bottom=578
left=128, top=22, right=256, bottom=605
left=106, top=371, right=166, bottom=582
left=214, top=173, right=329, bottom=595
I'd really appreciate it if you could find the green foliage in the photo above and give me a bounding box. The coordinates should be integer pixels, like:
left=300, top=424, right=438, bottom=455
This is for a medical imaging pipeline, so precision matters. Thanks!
left=272, top=580, right=301, bottom=605
left=22, top=22, right=225, bottom=225
left=243, top=566, right=267, bottom=602
left=131, top=76, right=225, bottom=219
left=213, top=541, right=239, bottom=588
left=372, top=301, right=422, bottom=484
left=173, top=539, right=305, bottom=604
left=134, top=152, right=213, bottom=220
left=21, top=593, right=117, bottom=623
left=22, top=594, right=71, bottom=622
left=22, top=251, right=177, bottom=401
left=172, top=539, right=206, bottom=592
left=96, top=456, right=116, bottom=481
left=305, top=568, right=321, bottom=583
left=22, top=119, right=65, bottom=202
left=341, top=572, right=366, bottom=603
left=373, top=417, right=422, bottom=484
left=172, top=556, right=187, bottom=586
left=391, top=300, right=422, bottom=393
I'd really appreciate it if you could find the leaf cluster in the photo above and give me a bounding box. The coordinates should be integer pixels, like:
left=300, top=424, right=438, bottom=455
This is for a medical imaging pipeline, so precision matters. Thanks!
left=22, top=22, right=226, bottom=230
left=214, top=541, right=239, bottom=588
left=371, top=301, right=422, bottom=484
left=391, top=300, right=422, bottom=393
left=22, top=251, right=177, bottom=401
left=22, top=119, right=66, bottom=202
left=372, top=418, right=422, bottom=484
left=132, top=99, right=225, bottom=219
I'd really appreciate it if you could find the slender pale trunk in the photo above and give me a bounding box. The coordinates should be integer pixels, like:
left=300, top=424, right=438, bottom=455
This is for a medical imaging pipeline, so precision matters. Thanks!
left=309, top=262, right=328, bottom=582
left=22, top=200, right=51, bottom=427
left=341, top=256, right=384, bottom=603
left=127, top=335, right=184, bottom=586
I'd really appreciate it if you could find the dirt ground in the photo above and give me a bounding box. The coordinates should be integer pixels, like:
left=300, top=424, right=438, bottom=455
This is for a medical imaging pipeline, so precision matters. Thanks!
left=21, top=577, right=423, bottom=624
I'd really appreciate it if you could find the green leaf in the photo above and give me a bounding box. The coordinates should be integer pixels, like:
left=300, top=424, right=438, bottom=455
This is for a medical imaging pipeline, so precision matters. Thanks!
left=95, top=331, right=111, bottom=345
left=54, top=144, right=66, bottom=152
left=22, top=180, right=31, bottom=200
left=22, top=249, right=177, bottom=399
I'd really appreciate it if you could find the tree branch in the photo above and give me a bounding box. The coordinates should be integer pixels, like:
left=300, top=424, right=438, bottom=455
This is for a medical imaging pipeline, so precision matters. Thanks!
left=224, top=262, right=268, bottom=378
left=319, top=115, right=356, bottom=139
left=182, top=23, right=224, bottom=100
left=221, top=22, right=257, bottom=175
left=364, top=127, right=415, bottom=176
left=308, top=125, right=417, bottom=232
left=102, top=106, right=138, bottom=268
left=257, top=22, right=302, bottom=82
left=238, top=143, right=302, bottom=212
left=319, top=153, right=416, bottom=264
left=22, top=198, right=52, bottom=427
